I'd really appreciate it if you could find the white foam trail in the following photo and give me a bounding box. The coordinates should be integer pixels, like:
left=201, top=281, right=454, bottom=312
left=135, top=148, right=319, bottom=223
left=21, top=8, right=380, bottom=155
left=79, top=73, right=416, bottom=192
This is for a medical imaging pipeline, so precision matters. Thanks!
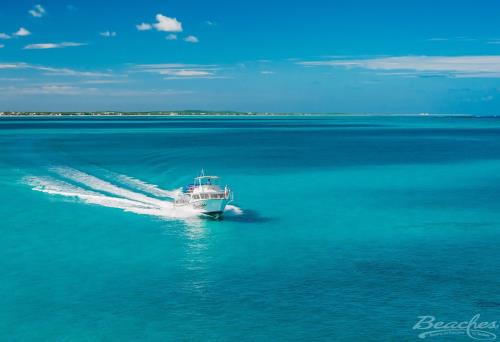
left=51, top=167, right=170, bottom=208
left=24, top=173, right=201, bottom=221
left=110, top=172, right=178, bottom=198
left=225, top=204, right=243, bottom=215
left=25, top=176, right=155, bottom=212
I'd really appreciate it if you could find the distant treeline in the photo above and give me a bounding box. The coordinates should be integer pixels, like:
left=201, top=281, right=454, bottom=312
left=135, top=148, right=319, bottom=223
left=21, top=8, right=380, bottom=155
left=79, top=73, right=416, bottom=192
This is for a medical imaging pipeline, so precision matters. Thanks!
left=0, top=111, right=341, bottom=116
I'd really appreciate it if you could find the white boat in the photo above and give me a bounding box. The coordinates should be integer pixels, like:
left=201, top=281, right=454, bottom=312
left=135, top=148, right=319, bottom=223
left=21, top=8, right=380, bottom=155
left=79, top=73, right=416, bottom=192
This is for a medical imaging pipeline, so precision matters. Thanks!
left=174, top=170, right=233, bottom=218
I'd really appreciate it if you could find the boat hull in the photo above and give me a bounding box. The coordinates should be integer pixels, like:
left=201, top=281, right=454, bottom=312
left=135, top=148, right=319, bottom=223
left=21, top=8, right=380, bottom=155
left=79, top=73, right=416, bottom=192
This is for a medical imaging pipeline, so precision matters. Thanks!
left=192, top=198, right=229, bottom=216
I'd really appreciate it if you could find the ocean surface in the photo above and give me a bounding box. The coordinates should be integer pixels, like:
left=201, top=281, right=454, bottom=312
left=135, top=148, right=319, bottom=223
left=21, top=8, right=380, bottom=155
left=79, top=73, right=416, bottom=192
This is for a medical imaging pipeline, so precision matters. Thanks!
left=0, top=116, right=499, bottom=341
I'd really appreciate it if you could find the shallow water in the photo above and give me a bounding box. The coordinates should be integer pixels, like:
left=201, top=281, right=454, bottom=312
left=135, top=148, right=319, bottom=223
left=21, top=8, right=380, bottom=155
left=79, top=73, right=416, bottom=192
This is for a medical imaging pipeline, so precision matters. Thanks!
left=0, top=116, right=499, bottom=341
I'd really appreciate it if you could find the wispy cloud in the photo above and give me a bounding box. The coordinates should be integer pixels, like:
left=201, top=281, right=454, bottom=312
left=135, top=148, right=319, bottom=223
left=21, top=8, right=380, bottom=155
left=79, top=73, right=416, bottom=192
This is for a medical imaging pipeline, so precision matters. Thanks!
left=428, top=36, right=500, bottom=46
left=0, top=63, right=29, bottom=69
left=24, top=42, right=87, bottom=50
left=260, top=70, right=275, bottom=74
left=426, top=38, right=448, bottom=42
left=426, top=37, right=482, bottom=43
left=136, top=23, right=152, bottom=31
left=29, top=4, right=46, bottom=18
left=0, top=44, right=4, bottom=49
left=3, top=85, right=92, bottom=95
left=455, top=36, right=477, bottom=42
left=37, top=66, right=111, bottom=77
left=0, top=85, right=192, bottom=97
left=166, top=34, right=177, bottom=40
left=82, top=79, right=127, bottom=84
left=137, top=63, right=215, bottom=68
left=0, top=77, right=27, bottom=82
left=205, top=20, right=216, bottom=26
left=184, top=35, right=199, bottom=43
left=153, top=14, right=183, bottom=32
left=99, top=89, right=194, bottom=97
left=299, top=56, right=500, bottom=78
left=0, top=62, right=111, bottom=77
left=135, top=63, right=223, bottom=79
left=13, top=27, right=31, bottom=37
left=0, top=33, right=10, bottom=39
left=162, top=70, right=213, bottom=77
left=163, top=76, right=228, bottom=80
left=100, top=31, right=117, bottom=37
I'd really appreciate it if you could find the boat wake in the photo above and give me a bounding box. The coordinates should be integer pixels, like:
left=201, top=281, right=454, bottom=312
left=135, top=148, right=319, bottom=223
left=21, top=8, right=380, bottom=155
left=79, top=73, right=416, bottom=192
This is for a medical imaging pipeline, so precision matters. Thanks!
left=23, top=167, right=242, bottom=222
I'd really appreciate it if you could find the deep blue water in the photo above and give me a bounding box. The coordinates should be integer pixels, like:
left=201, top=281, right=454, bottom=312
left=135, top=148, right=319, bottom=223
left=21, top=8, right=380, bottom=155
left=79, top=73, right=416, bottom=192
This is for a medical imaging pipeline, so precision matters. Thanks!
left=0, top=116, right=499, bottom=341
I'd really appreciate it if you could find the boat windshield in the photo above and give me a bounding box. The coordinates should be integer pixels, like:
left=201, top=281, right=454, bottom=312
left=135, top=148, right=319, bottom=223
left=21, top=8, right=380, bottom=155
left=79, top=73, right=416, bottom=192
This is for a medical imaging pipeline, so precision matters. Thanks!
left=195, top=176, right=219, bottom=186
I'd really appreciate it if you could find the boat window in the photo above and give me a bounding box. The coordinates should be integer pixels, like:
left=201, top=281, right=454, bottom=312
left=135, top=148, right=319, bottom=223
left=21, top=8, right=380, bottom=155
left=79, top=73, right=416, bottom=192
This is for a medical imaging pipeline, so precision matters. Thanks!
left=193, top=195, right=200, bottom=199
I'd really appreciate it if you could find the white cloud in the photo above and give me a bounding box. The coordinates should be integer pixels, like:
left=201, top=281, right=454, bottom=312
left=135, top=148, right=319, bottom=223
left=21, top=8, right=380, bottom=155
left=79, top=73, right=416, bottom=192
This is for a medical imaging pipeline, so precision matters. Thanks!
left=29, top=4, right=46, bottom=18
left=100, top=31, right=117, bottom=37
left=427, top=37, right=480, bottom=43
left=163, top=76, right=228, bottom=80
left=160, top=70, right=213, bottom=77
left=82, top=79, right=127, bottom=84
left=36, top=66, right=111, bottom=77
left=98, top=89, right=194, bottom=97
left=24, top=42, right=87, bottom=49
left=299, top=56, right=500, bottom=78
left=135, top=63, right=223, bottom=79
left=15, top=85, right=87, bottom=95
left=0, top=62, right=111, bottom=77
left=260, top=70, right=275, bottom=74
left=136, top=23, right=152, bottom=31
left=0, top=33, right=10, bottom=39
left=205, top=20, right=216, bottom=26
left=0, top=85, right=193, bottom=97
left=166, top=34, right=177, bottom=40
left=426, top=38, right=448, bottom=42
left=184, top=35, right=198, bottom=43
left=0, top=63, right=29, bottom=69
left=0, top=77, right=26, bottom=81
left=13, top=27, right=31, bottom=37
left=153, top=14, right=182, bottom=32
left=0, top=44, right=4, bottom=49
left=96, top=89, right=194, bottom=97
left=136, top=63, right=217, bottom=69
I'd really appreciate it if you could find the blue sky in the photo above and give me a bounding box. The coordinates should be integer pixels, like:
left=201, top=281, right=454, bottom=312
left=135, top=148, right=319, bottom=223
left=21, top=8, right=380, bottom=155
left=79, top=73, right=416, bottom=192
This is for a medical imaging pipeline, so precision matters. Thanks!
left=2, top=0, right=500, bottom=114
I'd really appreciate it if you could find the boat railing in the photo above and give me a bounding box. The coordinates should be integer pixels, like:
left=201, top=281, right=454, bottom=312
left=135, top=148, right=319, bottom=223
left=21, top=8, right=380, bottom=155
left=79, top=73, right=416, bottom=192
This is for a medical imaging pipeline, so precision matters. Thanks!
left=193, top=193, right=227, bottom=200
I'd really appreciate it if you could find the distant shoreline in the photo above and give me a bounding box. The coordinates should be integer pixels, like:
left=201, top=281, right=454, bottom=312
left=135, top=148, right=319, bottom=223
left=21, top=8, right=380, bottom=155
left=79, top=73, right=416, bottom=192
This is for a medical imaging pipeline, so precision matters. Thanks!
left=0, top=111, right=480, bottom=117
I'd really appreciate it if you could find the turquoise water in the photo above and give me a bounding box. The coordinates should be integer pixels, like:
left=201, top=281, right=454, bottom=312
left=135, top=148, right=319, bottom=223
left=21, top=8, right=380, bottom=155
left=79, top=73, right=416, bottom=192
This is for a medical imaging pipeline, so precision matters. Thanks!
left=0, top=116, right=499, bottom=341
